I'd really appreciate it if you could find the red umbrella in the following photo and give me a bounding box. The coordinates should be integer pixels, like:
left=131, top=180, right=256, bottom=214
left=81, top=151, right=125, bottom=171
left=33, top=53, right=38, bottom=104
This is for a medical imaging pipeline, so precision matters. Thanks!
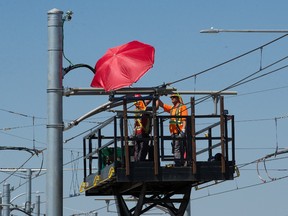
left=91, top=40, right=155, bottom=91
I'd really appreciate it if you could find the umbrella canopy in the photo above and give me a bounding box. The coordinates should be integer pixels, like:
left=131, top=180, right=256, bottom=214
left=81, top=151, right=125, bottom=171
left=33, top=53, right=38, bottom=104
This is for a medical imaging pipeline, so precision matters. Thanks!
left=91, top=40, right=155, bottom=91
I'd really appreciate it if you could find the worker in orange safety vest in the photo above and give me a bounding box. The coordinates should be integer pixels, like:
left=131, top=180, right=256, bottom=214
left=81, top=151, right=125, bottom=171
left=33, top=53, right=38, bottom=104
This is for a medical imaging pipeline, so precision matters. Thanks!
left=157, top=93, right=188, bottom=166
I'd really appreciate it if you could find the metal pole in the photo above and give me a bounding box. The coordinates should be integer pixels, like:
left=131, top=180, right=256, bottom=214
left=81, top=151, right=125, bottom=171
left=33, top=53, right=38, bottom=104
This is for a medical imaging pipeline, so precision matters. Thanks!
left=213, top=95, right=219, bottom=115
left=25, top=169, right=32, bottom=213
left=47, top=8, right=63, bottom=216
left=0, top=192, right=2, bottom=216
left=2, top=183, right=10, bottom=216
left=35, top=193, right=40, bottom=216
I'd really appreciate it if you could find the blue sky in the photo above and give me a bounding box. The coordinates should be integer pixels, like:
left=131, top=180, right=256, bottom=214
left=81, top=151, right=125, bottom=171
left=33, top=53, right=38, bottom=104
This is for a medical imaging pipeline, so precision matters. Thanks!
left=1, top=1, right=288, bottom=215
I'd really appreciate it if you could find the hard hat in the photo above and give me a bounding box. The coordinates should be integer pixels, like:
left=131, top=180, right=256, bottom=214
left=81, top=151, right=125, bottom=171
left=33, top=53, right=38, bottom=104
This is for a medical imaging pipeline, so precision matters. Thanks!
left=170, top=93, right=180, bottom=98
left=170, top=93, right=183, bottom=104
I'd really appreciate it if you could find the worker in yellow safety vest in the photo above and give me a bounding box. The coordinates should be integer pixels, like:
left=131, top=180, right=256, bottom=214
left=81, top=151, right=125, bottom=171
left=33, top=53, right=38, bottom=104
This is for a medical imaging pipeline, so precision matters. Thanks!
left=133, top=94, right=152, bottom=161
left=157, top=93, right=188, bottom=166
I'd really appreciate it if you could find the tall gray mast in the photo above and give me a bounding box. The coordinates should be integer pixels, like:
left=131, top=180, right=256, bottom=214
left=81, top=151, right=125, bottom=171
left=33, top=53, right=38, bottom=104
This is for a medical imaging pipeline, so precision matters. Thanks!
left=47, top=8, right=63, bottom=216
left=2, top=183, right=10, bottom=216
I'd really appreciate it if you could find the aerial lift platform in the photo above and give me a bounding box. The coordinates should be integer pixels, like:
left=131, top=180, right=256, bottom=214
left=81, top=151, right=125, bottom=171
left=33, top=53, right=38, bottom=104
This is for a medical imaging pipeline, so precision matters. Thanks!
left=78, top=90, right=236, bottom=216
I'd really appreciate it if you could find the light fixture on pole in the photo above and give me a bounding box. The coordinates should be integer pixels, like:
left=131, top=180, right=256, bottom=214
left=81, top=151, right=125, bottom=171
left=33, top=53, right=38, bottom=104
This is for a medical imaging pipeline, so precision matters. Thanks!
left=200, top=28, right=288, bottom=33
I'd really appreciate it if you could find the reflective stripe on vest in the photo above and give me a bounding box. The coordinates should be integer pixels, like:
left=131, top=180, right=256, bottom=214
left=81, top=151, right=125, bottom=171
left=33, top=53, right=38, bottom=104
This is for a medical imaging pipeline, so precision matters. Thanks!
left=169, top=104, right=183, bottom=125
left=135, top=110, right=150, bottom=134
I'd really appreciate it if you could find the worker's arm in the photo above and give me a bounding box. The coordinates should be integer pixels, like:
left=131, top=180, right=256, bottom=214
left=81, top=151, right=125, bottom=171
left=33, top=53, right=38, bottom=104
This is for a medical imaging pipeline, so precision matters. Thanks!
left=143, top=98, right=160, bottom=110
left=156, top=99, right=163, bottom=108
left=144, top=99, right=151, bottom=106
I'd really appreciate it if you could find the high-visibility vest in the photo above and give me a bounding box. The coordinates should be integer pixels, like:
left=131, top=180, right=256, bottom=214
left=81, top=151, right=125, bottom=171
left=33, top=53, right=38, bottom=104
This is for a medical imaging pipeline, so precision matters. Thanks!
left=168, top=104, right=186, bottom=134
left=135, top=118, right=150, bottom=135
left=169, top=104, right=183, bottom=125
left=134, top=108, right=151, bottom=135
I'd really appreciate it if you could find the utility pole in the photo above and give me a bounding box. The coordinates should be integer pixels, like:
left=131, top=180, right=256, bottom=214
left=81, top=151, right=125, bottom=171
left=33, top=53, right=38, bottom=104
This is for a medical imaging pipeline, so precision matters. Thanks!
left=2, top=183, right=10, bottom=216
left=47, top=8, right=64, bottom=216
left=25, top=168, right=32, bottom=214
left=0, top=192, right=2, bottom=216
left=35, top=193, right=40, bottom=216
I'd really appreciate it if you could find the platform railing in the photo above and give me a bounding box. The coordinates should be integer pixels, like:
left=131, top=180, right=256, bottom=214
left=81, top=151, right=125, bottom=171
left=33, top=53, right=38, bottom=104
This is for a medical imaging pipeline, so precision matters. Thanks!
left=82, top=110, right=235, bottom=179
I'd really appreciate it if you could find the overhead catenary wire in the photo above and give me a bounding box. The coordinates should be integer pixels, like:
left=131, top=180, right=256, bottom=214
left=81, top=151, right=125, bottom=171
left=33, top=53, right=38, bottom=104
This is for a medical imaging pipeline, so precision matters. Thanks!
left=63, top=119, right=107, bottom=143
left=0, top=147, right=45, bottom=184
left=0, top=154, right=35, bottom=185
left=256, top=148, right=288, bottom=182
left=237, top=153, right=288, bottom=169
left=157, top=35, right=288, bottom=113
left=157, top=51, right=288, bottom=117
left=69, top=151, right=80, bottom=197
left=194, top=58, right=288, bottom=106
left=226, top=63, right=288, bottom=90
left=0, top=130, right=47, bottom=146
left=228, top=84, right=288, bottom=98
left=0, top=108, right=45, bottom=120
left=166, top=33, right=288, bottom=86
left=193, top=153, right=288, bottom=201
left=0, top=124, right=46, bottom=131
left=163, top=56, right=288, bottom=116
left=62, top=18, right=73, bottom=67
left=192, top=174, right=288, bottom=201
